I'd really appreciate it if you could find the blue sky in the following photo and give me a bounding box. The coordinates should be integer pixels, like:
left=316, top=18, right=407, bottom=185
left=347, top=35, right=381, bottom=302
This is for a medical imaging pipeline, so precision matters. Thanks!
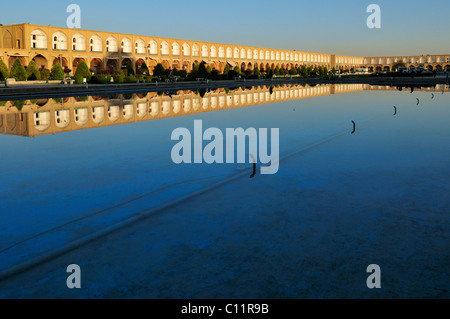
left=2, top=0, right=449, bottom=57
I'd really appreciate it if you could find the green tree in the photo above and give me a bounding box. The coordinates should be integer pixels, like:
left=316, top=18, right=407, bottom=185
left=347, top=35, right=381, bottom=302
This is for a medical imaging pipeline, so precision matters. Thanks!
left=0, top=60, right=9, bottom=80
left=50, top=63, right=65, bottom=80
left=137, top=62, right=149, bottom=75
left=300, top=65, right=308, bottom=77
left=74, top=61, right=91, bottom=84
left=331, top=67, right=336, bottom=75
left=233, top=66, right=241, bottom=75
left=223, top=63, right=230, bottom=75
left=253, top=65, right=260, bottom=77
left=26, top=60, right=41, bottom=80
left=153, top=63, right=166, bottom=78
left=126, top=63, right=135, bottom=76
left=198, top=62, right=208, bottom=78
left=274, top=66, right=280, bottom=75
left=10, top=59, right=27, bottom=81
left=206, top=65, right=212, bottom=74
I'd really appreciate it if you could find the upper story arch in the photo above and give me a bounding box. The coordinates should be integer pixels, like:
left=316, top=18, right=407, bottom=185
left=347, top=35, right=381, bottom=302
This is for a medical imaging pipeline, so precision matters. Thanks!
left=72, top=33, right=85, bottom=51
left=89, top=34, right=102, bottom=52
left=31, top=29, right=47, bottom=49
left=52, top=31, right=67, bottom=50
left=106, top=36, right=118, bottom=53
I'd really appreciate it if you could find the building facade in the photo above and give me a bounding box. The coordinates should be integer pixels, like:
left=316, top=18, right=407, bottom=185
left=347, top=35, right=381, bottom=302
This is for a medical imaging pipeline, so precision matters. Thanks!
left=0, top=23, right=364, bottom=75
left=1, top=23, right=448, bottom=76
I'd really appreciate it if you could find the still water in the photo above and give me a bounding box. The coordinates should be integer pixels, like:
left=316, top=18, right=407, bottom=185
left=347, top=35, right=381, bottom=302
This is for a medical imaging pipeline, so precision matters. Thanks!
left=0, top=83, right=449, bottom=298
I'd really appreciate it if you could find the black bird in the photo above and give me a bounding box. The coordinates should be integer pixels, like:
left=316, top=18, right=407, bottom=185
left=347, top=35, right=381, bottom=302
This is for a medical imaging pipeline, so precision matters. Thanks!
left=351, top=121, right=356, bottom=134
left=393, top=106, right=397, bottom=116
left=416, top=98, right=420, bottom=105
left=431, top=93, right=434, bottom=99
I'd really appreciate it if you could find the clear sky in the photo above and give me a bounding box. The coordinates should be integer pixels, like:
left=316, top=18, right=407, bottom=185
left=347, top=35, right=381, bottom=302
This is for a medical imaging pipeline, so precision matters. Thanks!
left=1, top=0, right=449, bottom=57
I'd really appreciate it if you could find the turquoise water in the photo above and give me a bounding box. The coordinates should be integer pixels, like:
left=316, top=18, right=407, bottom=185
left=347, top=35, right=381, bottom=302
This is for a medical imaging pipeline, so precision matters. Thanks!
left=0, top=85, right=449, bottom=298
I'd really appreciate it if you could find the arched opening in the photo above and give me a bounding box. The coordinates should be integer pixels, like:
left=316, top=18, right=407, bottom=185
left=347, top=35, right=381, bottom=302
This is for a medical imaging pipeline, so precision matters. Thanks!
left=375, top=66, right=382, bottom=72
left=8, top=56, right=26, bottom=70
left=210, top=46, right=217, bottom=58
left=147, top=60, right=157, bottom=75
left=241, top=63, right=246, bottom=72
left=383, top=66, right=390, bottom=72
left=160, top=41, right=169, bottom=55
left=121, top=58, right=132, bottom=71
left=161, top=60, right=170, bottom=69
left=31, top=29, right=47, bottom=49
left=445, top=65, right=450, bottom=72
left=121, top=38, right=132, bottom=54
left=72, top=58, right=85, bottom=74
left=106, top=59, right=118, bottom=72
left=52, top=31, right=68, bottom=50
left=247, top=62, right=252, bottom=71
left=32, top=54, right=48, bottom=70
left=135, top=59, right=148, bottom=75
left=182, top=43, right=190, bottom=56
left=172, top=42, right=180, bottom=56
left=435, top=65, right=443, bottom=72
left=72, top=33, right=86, bottom=51
left=135, top=39, right=145, bottom=54
left=426, top=65, right=433, bottom=71
left=226, top=47, right=232, bottom=59
left=89, top=35, right=102, bottom=52
left=52, top=57, right=68, bottom=69
left=182, top=61, right=190, bottom=71
left=90, top=58, right=103, bottom=75
left=106, top=37, right=118, bottom=53
left=192, top=44, right=200, bottom=57
left=149, top=40, right=158, bottom=55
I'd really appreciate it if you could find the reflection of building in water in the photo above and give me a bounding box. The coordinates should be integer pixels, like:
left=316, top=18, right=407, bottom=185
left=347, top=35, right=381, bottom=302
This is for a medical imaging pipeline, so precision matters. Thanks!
left=1, top=83, right=448, bottom=137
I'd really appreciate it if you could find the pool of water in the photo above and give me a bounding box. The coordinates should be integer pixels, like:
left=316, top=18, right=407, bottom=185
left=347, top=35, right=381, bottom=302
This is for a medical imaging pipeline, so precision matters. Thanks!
left=0, top=84, right=448, bottom=298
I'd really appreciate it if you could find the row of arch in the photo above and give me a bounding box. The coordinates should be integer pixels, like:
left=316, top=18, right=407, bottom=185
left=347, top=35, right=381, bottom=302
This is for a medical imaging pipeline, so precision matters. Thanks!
left=365, top=57, right=450, bottom=65
left=366, top=64, right=450, bottom=72
left=27, top=28, right=332, bottom=63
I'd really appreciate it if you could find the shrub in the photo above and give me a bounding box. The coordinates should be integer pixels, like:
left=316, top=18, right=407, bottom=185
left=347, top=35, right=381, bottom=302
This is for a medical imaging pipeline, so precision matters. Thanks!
left=274, top=66, right=280, bottom=75
left=40, top=68, right=50, bottom=80
left=153, top=63, right=165, bottom=78
left=125, top=64, right=135, bottom=76
left=10, top=59, right=27, bottom=81
left=50, top=63, right=65, bottom=80
left=137, top=62, right=149, bottom=75
left=124, top=75, right=136, bottom=83
left=113, top=75, right=124, bottom=83
left=26, top=60, right=41, bottom=80
left=0, top=60, right=9, bottom=80
left=89, top=74, right=111, bottom=84
left=74, top=61, right=91, bottom=84
left=223, top=64, right=230, bottom=76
